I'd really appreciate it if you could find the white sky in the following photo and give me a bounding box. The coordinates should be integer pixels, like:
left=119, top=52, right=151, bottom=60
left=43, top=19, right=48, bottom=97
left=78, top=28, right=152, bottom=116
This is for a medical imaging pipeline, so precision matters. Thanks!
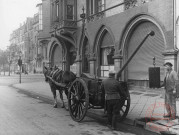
left=0, top=0, right=41, bottom=50
left=0, top=1, right=179, bottom=51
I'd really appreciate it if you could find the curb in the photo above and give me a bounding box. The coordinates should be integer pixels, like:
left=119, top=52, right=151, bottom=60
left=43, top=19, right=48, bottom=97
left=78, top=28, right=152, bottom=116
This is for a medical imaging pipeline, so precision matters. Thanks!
left=134, top=118, right=179, bottom=135
left=11, top=83, right=179, bottom=135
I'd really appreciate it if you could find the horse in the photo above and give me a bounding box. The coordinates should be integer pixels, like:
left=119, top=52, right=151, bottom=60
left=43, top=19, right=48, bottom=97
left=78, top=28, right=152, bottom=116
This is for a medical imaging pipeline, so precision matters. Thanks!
left=43, top=66, right=76, bottom=109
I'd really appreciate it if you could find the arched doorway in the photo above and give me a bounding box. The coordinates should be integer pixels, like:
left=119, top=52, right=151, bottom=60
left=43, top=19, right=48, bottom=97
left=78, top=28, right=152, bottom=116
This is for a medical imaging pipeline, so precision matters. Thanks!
left=51, top=44, right=64, bottom=69
left=97, top=30, right=115, bottom=77
left=125, top=21, right=165, bottom=87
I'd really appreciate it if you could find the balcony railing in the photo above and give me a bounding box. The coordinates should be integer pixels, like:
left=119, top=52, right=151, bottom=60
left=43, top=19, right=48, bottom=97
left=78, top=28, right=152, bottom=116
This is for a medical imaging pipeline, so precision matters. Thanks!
left=51, top=19, right=77, bottom=30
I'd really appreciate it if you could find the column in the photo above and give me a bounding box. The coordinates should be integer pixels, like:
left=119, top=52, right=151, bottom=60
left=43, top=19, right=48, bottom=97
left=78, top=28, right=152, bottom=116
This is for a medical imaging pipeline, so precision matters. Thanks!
left=75, top=55, right=82, bottom=77
left=88, top=53, right=96, bottom=77
left=113, top=54, right=123, bottom=81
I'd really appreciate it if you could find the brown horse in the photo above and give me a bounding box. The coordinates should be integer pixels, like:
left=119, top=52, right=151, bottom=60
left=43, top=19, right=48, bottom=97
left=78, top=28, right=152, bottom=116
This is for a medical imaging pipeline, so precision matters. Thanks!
left=43, top=66, right=76, bottom=109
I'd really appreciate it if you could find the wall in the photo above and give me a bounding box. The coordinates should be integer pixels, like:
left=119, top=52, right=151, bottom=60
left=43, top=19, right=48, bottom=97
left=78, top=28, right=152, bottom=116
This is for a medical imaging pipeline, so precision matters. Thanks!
left=85, top=0, right=174, bottom=51
left=105, top=0, right=124, bottom=17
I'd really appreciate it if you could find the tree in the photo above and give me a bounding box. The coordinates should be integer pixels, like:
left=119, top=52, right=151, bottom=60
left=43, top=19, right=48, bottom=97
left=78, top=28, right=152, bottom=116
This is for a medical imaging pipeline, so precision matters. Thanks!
left=0, top=50, right=8, bottom=75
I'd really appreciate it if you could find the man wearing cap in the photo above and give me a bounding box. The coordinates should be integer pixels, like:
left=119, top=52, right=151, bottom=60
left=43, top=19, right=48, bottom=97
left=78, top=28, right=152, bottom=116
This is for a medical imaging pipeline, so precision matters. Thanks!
left=161, top=62, right=179, bottom=119
left=101, top=70, right=123, bottom=130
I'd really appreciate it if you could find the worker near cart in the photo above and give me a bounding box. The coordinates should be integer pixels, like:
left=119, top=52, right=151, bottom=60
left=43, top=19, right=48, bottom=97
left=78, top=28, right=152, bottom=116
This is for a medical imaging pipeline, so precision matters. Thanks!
left=161, top=62, right=179, bottom=119
left=101, top=70, right=123, bottom=130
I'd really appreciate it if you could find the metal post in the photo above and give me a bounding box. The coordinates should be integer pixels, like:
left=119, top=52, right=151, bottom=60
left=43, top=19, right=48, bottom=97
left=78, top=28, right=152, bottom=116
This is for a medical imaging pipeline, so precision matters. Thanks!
left=19, top=64, right=21, bottom=83
left=19, top=56, right=22, bottom=83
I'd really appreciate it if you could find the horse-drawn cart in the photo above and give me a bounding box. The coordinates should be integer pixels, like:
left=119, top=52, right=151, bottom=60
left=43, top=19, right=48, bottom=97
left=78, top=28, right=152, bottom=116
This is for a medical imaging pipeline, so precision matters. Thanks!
left=45, top=31, right=155, bottom=122
left=68, top=75, right=130, bottom=122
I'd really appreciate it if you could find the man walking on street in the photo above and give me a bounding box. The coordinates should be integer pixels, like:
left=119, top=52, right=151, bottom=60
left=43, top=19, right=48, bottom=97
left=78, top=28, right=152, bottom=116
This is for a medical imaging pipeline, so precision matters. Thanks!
left=162, top=62, right=179, bottom=119
left=101, top=70, right=123, bottom=130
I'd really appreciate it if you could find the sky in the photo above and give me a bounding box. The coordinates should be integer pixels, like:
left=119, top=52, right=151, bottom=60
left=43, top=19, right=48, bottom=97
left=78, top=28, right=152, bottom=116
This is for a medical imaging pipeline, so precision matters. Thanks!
left=0, top=1, right=179, bottom=51
left=0, top=0, right=41, bottom=50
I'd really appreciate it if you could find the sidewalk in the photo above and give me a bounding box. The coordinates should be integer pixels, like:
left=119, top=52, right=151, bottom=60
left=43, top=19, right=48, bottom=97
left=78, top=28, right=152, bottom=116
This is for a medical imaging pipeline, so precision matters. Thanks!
left=12, top=81, right=179, bottom=135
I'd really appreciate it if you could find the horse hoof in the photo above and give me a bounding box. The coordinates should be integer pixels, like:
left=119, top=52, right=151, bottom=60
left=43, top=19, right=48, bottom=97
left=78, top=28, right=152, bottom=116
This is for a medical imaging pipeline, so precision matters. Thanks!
left=53, top=104, right=57, bottom=108
left=61, top=105, right=65, bottom=108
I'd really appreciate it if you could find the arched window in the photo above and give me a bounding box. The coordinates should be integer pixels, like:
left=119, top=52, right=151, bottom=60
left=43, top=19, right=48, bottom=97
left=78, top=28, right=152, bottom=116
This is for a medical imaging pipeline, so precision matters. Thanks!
left=100, top=32, right=114, bottom=77
left=82, top=38, right=90, bottom=73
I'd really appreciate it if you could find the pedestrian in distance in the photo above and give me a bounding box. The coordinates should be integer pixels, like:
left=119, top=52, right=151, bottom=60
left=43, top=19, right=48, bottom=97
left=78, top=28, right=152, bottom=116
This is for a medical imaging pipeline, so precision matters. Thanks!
left=161, top=62, right=179, bottom=119
left=101, top=70, right=123, bottom=130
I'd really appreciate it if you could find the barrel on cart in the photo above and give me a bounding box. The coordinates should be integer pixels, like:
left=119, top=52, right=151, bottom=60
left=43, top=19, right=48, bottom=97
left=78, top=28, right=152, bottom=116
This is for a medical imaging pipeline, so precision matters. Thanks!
left=68, top=74, right=130, bottom=122
left=67, top=31, right=155, bottom=122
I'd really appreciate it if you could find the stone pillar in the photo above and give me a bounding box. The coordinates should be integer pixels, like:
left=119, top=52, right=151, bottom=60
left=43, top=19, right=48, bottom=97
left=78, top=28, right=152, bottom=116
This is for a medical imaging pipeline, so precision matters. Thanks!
left=88, top=53, right=96, bottom=77
left=89, top=59, right=96, bottom=77
left=75, top=55, right=82, bottom=77
left=113, top=53, right=123, bottom=81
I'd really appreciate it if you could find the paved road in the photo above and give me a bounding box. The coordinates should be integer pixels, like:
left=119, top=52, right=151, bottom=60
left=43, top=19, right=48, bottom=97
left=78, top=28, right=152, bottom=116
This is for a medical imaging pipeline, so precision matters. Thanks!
left=0, top=74, right=160, bottom=135
left=1, top=85, right=134, bottom=135
left=0, top=74, right=137, bottom=135
left=0, top=73, right=44, bottom=85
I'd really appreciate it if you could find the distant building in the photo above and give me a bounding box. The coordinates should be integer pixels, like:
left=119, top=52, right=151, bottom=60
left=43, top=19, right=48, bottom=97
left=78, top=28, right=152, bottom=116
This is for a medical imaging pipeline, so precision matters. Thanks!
left=9, top=24, right=26, bottom=73
left=36, top=0, right=51, bottom=73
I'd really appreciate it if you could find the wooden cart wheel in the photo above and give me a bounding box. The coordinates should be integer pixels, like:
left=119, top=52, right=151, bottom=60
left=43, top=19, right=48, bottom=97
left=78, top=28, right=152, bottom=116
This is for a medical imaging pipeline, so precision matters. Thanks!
left=118, top=89, right=130, bottom=121
left=68, top=78, right=89, bottom=122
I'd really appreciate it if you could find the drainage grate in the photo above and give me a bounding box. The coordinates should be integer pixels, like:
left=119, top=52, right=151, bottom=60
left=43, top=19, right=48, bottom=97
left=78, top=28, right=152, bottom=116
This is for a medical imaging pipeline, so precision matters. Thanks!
left=143, top=94, right=159, bottom=97
left=130, top=92, right=143, bottom=95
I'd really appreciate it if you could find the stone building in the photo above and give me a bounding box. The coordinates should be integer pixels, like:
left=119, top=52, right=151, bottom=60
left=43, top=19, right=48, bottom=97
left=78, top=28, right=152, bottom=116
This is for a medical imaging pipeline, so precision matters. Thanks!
left=36, top=0, right=51, bottom=73
left=47, top=0, right=179, bottom=88
left=10, top=0, right=179, bottom=88
left=9, top=0, right=51, bottom=74
left=9, top=24, right=26, bottom=73
left=47, top=0, right=83, bottom=72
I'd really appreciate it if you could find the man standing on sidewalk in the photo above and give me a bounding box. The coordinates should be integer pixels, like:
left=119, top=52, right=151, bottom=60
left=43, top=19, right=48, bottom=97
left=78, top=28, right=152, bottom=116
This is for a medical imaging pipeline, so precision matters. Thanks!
left=162, top=62, right=179, bottom=119
left=101, top=70, right=123, bottom=130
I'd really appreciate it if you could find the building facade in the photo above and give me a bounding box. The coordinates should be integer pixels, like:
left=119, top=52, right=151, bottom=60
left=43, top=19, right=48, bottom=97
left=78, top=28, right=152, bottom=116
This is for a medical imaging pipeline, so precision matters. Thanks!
left=9, top=0, right=51, bottom=74
left=36, top=0, right=51, bottom=73
left=47, top=0, right=179, bottom=88
left=9, top=0, right=179, bottom=89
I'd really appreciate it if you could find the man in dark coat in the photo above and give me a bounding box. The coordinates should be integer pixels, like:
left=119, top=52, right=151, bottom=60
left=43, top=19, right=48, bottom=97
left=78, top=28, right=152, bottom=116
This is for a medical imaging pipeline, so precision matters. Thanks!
left=101, top=70, right=123, bottom=130
left=161, top=62, right=179, bottom=119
